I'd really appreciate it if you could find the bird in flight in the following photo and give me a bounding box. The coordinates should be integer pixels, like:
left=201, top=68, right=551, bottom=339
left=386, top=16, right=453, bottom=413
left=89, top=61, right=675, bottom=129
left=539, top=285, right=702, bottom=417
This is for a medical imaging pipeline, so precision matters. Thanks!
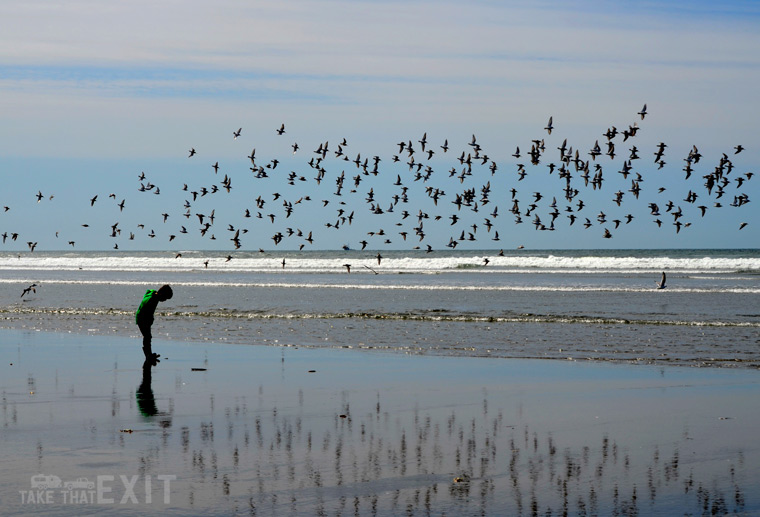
left=21, top=283, right=38, bottom=297
left=544, top=116, right=553, bottom=135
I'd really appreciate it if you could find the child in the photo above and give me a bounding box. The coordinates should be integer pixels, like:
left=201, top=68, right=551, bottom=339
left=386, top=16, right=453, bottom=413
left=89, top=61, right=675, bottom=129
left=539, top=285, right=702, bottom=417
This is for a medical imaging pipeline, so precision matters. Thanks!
left=136, top=284, right=173, bottom=362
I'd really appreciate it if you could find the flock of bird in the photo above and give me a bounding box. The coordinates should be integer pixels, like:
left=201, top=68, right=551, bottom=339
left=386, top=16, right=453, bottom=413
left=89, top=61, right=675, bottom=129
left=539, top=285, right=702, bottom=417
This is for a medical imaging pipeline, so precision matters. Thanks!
left=1, top=105, right=754, bottom=257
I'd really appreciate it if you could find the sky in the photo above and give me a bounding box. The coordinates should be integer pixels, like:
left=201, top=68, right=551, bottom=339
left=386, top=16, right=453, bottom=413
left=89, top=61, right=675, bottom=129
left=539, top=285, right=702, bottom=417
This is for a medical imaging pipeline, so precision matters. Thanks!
left=1, top=0, right=759, bottom=252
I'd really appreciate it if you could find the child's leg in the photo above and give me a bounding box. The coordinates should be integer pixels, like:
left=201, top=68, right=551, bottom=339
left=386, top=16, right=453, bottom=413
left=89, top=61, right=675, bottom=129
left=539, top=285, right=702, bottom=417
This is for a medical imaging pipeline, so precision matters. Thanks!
left=138, top=322, right=153, bottom=359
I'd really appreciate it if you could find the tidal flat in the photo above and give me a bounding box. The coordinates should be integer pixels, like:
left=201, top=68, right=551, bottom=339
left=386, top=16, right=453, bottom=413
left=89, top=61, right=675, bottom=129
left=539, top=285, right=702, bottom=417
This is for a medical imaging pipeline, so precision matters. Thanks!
left=1, top=329, right=758, bottom=515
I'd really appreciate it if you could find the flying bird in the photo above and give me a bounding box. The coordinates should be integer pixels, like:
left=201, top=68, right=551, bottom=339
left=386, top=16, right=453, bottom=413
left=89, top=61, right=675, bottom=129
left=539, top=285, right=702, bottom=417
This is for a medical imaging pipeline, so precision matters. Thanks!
left=21, top=283, right=38, bottom=297
left=544, top=116, right=553, bottom=135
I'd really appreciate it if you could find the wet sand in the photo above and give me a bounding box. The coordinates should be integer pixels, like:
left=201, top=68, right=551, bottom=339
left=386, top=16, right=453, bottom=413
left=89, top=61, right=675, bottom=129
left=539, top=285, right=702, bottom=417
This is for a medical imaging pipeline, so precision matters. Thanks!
left=1, top=329, right=758, bottom=515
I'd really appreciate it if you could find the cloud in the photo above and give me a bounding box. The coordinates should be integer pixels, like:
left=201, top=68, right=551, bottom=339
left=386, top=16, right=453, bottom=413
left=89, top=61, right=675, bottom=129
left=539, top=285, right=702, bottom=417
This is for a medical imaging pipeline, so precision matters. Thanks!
left=0, top=0, right=758, bottom=161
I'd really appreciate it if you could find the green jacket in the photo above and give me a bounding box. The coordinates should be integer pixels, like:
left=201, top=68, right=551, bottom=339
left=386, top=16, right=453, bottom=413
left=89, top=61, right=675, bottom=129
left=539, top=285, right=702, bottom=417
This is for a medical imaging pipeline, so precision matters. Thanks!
left=135, top=289, right=159, bottom=325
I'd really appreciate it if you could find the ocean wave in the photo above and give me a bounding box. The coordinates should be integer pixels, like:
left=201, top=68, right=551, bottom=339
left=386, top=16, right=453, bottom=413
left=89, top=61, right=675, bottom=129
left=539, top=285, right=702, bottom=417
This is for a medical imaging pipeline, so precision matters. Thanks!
left=1, top=253, right=760, bottom=274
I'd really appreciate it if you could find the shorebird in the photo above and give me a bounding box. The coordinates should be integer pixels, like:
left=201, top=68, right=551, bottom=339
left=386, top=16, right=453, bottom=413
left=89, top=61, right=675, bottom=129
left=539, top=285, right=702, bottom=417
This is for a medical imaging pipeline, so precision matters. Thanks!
left=9, top=103, right=758, bottom=255
left=21, top=283, right=37, bottom=297
left=655, top=271, right=667, bottom=289
left=544, top=116, right=553, bottom=135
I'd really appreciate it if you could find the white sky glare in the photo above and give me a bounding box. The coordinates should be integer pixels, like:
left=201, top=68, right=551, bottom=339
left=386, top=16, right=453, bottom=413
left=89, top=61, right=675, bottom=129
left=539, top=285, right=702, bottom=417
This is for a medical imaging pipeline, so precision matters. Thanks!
left=1, top=0, right=758, bottom=250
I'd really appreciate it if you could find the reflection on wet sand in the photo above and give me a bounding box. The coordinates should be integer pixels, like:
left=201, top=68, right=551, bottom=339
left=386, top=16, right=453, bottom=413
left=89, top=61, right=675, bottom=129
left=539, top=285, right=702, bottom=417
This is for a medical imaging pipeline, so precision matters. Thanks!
left=165, top=387, right=747, bottom=515
left=0, top=335, right=755, bottom=515
left=136, top=361, right=158, bottom=417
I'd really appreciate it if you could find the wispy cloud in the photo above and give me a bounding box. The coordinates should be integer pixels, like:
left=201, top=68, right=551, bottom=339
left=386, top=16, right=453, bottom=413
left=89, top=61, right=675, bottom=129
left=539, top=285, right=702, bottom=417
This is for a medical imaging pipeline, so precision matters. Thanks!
left=1, top=0, right=759, bottom=158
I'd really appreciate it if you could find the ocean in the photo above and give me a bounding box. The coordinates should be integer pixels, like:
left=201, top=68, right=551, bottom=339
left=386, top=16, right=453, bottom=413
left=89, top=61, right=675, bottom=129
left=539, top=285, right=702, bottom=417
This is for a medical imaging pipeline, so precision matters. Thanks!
left=1, top=248, right=759, bottom=368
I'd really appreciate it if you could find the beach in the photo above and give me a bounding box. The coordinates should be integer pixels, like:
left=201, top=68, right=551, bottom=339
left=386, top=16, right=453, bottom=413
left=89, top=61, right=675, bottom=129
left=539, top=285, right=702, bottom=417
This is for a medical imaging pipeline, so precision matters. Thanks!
left=2, top=328, right=758, bottom=515
left=4, top=0, right=760, bottom=512
left=2, top=249, right=760, bottom=369
left=1, top=248, right=759, bottom=514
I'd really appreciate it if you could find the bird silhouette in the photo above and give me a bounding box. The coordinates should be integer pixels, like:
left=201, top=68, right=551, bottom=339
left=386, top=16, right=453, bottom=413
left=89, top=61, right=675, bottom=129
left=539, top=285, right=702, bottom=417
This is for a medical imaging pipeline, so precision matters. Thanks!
left=21, top=283, right=38, bottom=297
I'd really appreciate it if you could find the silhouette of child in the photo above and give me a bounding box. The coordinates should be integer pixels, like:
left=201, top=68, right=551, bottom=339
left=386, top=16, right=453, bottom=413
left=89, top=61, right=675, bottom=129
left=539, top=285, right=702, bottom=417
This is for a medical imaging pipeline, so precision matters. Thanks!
left=136, top=284, right=173, bottom=362
left=136, top=360, right=158, bottom=416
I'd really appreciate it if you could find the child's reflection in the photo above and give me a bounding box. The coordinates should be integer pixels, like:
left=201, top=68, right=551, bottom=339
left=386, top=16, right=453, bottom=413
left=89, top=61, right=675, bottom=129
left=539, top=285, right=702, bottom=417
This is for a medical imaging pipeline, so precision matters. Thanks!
left=136, top=359, right=158, bottom=417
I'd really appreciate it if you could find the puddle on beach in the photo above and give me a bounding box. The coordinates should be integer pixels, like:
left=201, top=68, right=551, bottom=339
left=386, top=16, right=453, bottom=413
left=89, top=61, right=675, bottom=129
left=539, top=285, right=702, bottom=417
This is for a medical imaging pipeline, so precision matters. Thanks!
left=1, top=330, right=757, bottom=515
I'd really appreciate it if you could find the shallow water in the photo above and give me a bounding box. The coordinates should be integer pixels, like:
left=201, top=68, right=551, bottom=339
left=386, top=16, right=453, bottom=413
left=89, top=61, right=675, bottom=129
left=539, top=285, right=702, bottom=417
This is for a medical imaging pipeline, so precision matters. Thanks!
left=1, top=330, right=758, bottom=515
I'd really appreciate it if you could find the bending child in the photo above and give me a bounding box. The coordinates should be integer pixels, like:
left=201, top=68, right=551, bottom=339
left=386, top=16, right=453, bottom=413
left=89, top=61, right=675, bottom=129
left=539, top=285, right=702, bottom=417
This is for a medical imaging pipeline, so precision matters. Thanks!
left=135, top=284, right=173, bottom=362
